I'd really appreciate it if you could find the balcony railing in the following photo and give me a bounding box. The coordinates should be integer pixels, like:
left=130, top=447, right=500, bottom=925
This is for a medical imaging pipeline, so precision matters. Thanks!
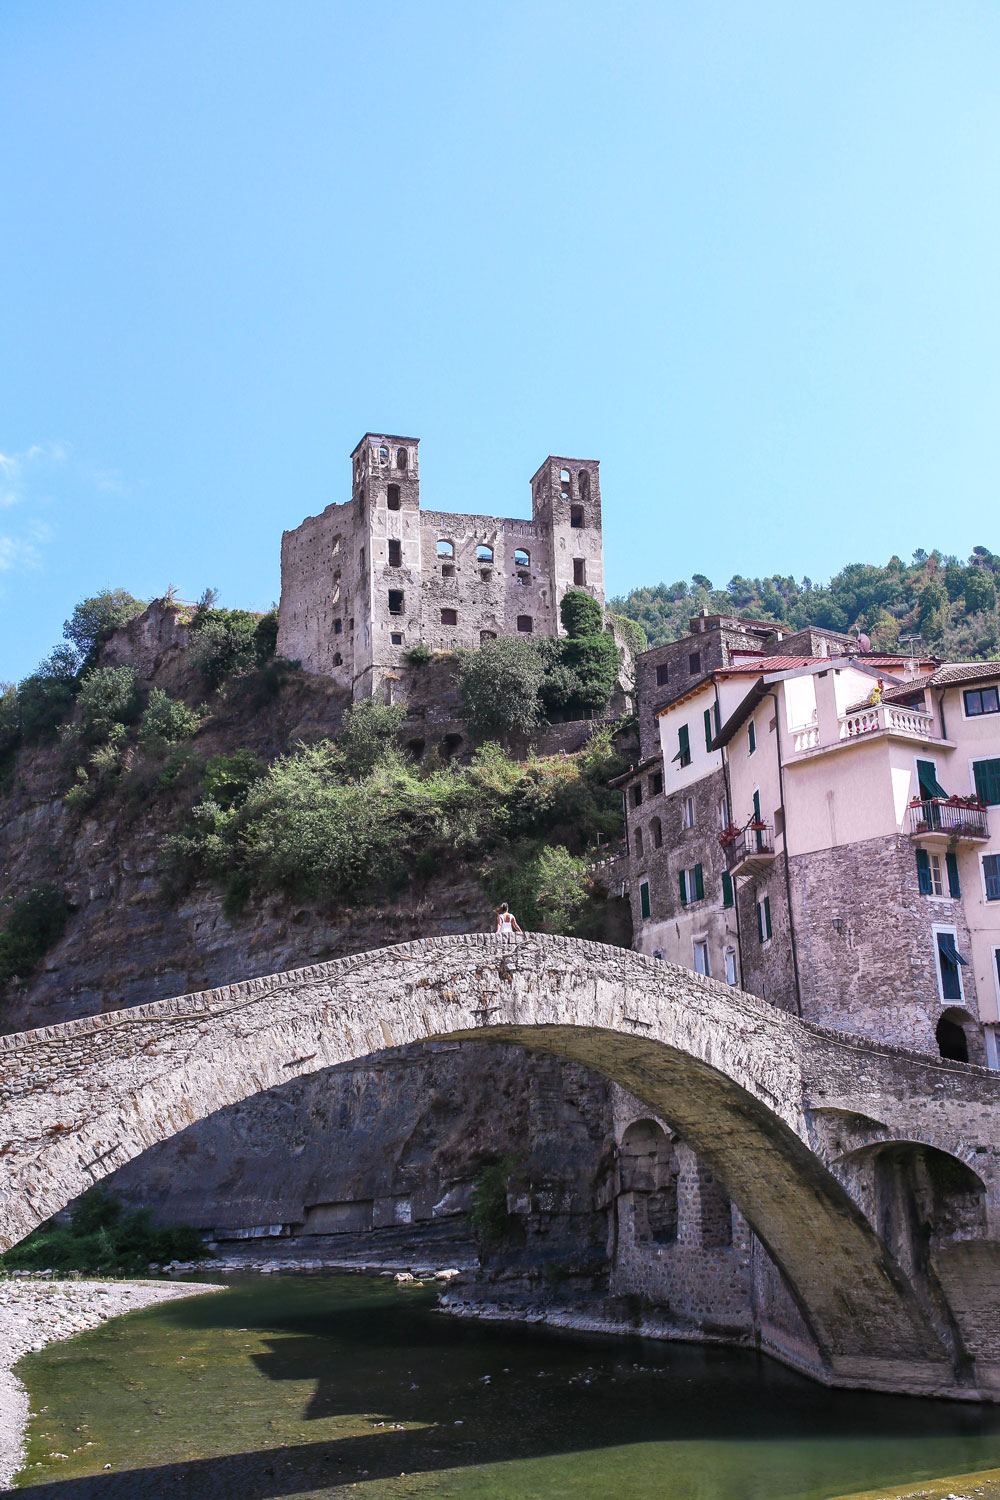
left=907, top=799, right=989, bottom=842
left=724, top=823, right=775, bottom=877
left=839, top=703, right=936, bottom=742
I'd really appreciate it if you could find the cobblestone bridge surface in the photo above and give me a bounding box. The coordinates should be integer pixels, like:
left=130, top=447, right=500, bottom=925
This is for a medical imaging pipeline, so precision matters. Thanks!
left=2, top=933, right=1000, bottom=1399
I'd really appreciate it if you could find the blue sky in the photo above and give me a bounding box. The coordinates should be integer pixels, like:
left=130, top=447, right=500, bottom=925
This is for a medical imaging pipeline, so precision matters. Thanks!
left=3, top=1, right=1000, bottom=681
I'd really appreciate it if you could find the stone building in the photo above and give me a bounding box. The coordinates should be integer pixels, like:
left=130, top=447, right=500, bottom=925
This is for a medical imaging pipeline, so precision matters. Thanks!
left=622, top=638, right=1000, bottom=1065
left=277, top=432, right=606, bottom=700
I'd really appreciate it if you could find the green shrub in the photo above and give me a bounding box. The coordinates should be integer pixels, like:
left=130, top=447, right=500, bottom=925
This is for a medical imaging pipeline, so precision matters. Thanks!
left=605, top=611, right=648, bottom=657
left=17, top=647, right=79, bottom=742
left=469, top=1156, right=519, bottom=1246
left=63, top=589, right=145, bottom=669
left=76, top=666, right=141, bottom=743
left=201, top=749, right=267, bottom=809
left=560, top=589, right=603, bottom=639
left=253, top=609, right=279, bottom=665
left=138, top=689, right=201, bottom=749
left=188, top=608, right=261, bottom=689
left=482, top=841, right=589, bottom=934
left=0, top=1188, right=207, bottom=1275
left=459, top=637, right=544, bottom=740
left=0, top=884, right=71, bottom=986
left=338, top=698, right=406, bottom=778
left=404, top=642, right=433, bottom=666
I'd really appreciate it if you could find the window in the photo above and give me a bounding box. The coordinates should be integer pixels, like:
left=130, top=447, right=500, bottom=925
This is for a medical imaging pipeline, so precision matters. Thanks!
left=516, top=572, right=530, bottom=585
left=378, top=444, right=389, bottom=463
left=631, top=783, right=643, bottom=808
left=514, top=548, right=530, bottom=569
left=704, top=707, right=714, bottom=752
left=937, top=1013, right=969, bottom=1062
left=437, top=539, right=454, bottom=559
left=689, top=651, right=701, bottom=674
left=947, top=852, right=961, bottom=899
left=693, top=939, right=710, bottom=977
left=718, top=795, right=729, bottom=829
left=332, top=534, right=341, bottom=556
left=579, top=470, right=590, bottom=500
left=676, top=724, right=691, bottom=767
left=634, top=827, right=644, bottom=857
left=917, top=758, right=948, bottom=800
left=722, top=870, right=734, bottom=908
left=650, top=816, right=662, bottom=848
left=984, top=853, right=1000, bottom=901
left=965, top=685, right=1000, bottom=716
left=649, top=770, right=663, bottom=796
left=757, top=894, right=772, bottom=943
left=640, top=881, right=651, bottom=920
left=973, top=758, right=1000, bottom=805
left=573, top=558, right=586, bottom=585
left=387, top=484, right=401, bottom=510
left=480, top=629, right=497, bottom=643
left=656, top=663, right=669, bottom=687
left=917, top=849, right=944, bottom=896
left=681, top=796, right=695, bottom=829
left=476, top=545, right=494, bottom=563
left=442, top=564, right=455, bottom=578
left=388, top=539, right=402, bottom=567
left=517, top=615, right=533, bottom=633
left=396, top=447, right=408, bottom=470
left=724, top=948, right=739, bottom=986
left=332, top=652, right=342, bottom=666
left=748, top=721, right=757, bottom=756
left=359, top=547, right=366, bottom=572
left=935, top=929, right=966, bottom=1002
left=388, top=590, right=404, bottom=616
left=334, top=618, right=343, bottom=635
left=571, top=504, right=584, bottom=528
left=390, top=632, right=403, bottom=646
left=751, top=789, right=763, bottom=851
left=480, top=569, right=493, bottom=581
left=679, top=864, right=704, bottom=905
left=441, top=608, right=457, bottom=626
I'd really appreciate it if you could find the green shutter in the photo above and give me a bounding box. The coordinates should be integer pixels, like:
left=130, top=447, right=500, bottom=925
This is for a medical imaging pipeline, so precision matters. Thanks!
left=679, top=869, right=688, bottom=905
left=678, top=724, right=690, bottom=763
left=917, top=759, right=949, bottom=800
left=640, top=881, right=651, bottom=919
left=748, top=721, right=756, bottom=754
left=763, top=895, right=772, bottom=939
left=916, top=847, right=932, bottom=895
left=714, top=701, right=721, bottom=736
left=974, top=758, right=1000, bottom=806
left=694, top=863, right=704, bottom=901
left=946, top=852, right=961, bottom=899
left=704, top=708, right=713, bottom=752
left=722, top=871, right=734, bottom=908
left=756, top=900, right=764, bottom=943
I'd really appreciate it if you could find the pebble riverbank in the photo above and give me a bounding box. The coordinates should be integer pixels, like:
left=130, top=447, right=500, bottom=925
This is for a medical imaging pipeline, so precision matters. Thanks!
left=0, top=1277, right=223, bottom=1491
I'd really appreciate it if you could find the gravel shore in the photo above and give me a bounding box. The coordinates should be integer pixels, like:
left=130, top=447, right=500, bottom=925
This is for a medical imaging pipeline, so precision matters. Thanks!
left=0, top=1277, right=223, bottom=1491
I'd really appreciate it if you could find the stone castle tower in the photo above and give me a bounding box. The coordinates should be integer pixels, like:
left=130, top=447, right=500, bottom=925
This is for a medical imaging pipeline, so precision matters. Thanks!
left=277, top=432, right=606, bottom=699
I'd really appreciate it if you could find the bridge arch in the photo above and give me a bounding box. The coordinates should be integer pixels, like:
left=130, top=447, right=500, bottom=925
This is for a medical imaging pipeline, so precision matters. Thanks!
left=1, top=933, right=997, bottom=1398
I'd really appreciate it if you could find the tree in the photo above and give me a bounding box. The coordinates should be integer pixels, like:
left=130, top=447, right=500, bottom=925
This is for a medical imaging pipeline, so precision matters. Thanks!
left=17, top=647, right=80, bottom=742
left=63, top=589, right=144, bottom=665
left=188, top=610, right=259, bottom=689
left=0, top=884, right=71, bottom=986
left=916, top=580, right=948, bottom=643
left=76, top=666, right=141, bottom=743
left=138, top=689, right=201, bottom=749
left=459, top=637, right=544, bottom=740
left=560, top=589, right=603, bottom=639
left=338, top=699, right=406, bottom=777
left=964, top=567, right=997, bottom=616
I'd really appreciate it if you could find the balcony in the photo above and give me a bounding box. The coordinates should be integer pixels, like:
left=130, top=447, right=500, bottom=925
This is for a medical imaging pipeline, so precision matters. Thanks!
left=723, top=822, right=776, bottom=878
left=907, top=798, right=989, bottom=844
left=839, top=703, right=936, bottom=743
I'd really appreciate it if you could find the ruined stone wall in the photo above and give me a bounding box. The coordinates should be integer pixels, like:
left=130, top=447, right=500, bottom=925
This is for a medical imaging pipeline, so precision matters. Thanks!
left=789, top=834, right=984, bottom=1057
left=418, top=509, right=555, bottom=648
left=734, top=853, right=798, bottom=1013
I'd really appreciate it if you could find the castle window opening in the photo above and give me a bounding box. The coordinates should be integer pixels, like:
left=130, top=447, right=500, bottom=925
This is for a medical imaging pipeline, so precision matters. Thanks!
left=359, top=547, right=366, bottom=572
left=441, top=608, right=458, bottom=626
left=656, top=663, right=669, bottom=687
left=332, top=651, right=342, bottom=666
left=573, top=557, right=587, bottom=585
left=388, top=539, right=402, bottom=567
left=390, top=632, right=403, bottom=646
left=631, top=783, right=643, bottom=808
left=649, top=770, right=663, bottom=796
left=516, top=615, right=533, bottom=633
left=634, top=827, right=644, bottom=857
left=516, top=572, right=530, bottom=586
left=650, top=815, right=663, bottom=848
left=387, top=484, right=401, bottom=511
left=442, top=564, right=455, bottom=578
left=477, top=545, right=494, bottom=563
left=388, top=590, right=404, bottom=616
left=437, top=539, right=455, bottom=558
left=480, top=568, right=493, bottom=581
left=378, top=445, right=389, bottom=463
left=332, top=574, right=341, bottom=605
left=407, top=738, right=425, bottom=758
left=480, top=630, right=496, bottom=643
left=689, top=650, right=701, bottom=674
left=334, top=618, right=342, bottom=635
left=579, top=469, right=590, bottom=500
left=682, top=795, right=695, bottom=829
left=937, top=1010, right=970, bottom=1062
left=514, top=548, right=530, bottom=569
left=396, top=447, right=408, bottom=470
left=332, top=534, right=341, bottom=555
left=571, top=504, right=584, bottom=529
left=348, top=617, right=354, bottom=632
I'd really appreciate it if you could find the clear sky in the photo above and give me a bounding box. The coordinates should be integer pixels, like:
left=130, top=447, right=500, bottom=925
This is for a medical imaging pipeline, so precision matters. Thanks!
left=3, top=1, right=1000, bottom=681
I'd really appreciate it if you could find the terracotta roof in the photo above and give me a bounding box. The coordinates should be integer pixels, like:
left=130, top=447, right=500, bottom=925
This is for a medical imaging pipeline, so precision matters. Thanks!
left=715, top=656, right=826, bottom=675
left=928, top=661, right=1000, bottom=686
left=609, top=754, right=662, bottom=788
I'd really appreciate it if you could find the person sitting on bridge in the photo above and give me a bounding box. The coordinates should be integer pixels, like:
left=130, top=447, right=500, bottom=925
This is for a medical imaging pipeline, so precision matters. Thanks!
left=495, top=903, right=522, bottom=935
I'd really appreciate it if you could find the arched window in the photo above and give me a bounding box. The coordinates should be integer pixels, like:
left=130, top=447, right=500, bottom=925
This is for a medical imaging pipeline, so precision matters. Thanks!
left=387, top=484, right=401, bottom=510
left=476, top=544, right=494, bottom=563
left=396, top=447, right=408, bottom=470
left=634, top=827, right=644, bottom=857
left=579, top=469, right=590, bottom=500
left=650, top=816, right=662, bottom=849
left=437, top=539, right=454, bottom=559
left=480, top=629, right=497, bottom=643
left=378, top=445, right=389, bottom=464
left=514, top=548, right=530, bottom=569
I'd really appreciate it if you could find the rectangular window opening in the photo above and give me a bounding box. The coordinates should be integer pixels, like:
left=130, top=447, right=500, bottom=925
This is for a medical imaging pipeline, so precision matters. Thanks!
left=656, top=663, right=669, bottom=687
left=440, top=608, right=457, bottom=626
left=517, top=615, right=533, bottom=633
left=573, top=558, right=586, bottom=585
left=388, top=539, right=402, bottom=567
left=388, top=589, right=404, bottom=616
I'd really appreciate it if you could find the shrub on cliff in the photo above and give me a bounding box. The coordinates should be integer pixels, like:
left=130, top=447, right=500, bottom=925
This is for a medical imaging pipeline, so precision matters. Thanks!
left=63, top=588, right=145, bottom=670
left=338, top=699, right=406, bottom=778
left=0, top=1188, right=206, bottom=1275
left=188, top=604, right=264, bottom=689
left=76, top=665, right=142, bottom=743
left=138, top=689, right=201, bottom=750
left=0, top=884, right=71, bottom=986
left=458, top=637, right=544, bottom=740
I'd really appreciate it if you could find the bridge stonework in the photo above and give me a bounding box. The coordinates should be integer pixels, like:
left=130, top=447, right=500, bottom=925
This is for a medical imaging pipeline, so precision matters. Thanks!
left=2, top=934, right=1000, bottom=1400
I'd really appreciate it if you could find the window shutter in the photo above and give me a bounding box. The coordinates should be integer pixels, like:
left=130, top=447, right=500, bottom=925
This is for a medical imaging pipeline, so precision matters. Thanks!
left=974, top=758, right=1000, bottom=806
left=640, top=882, right=651, bottom=919
left=946, top=852, right=961, bottom=899
left=678, top=724, right=690, bottom=761
left=748, top=721, right=756, bottom=754
left=984, top=855, right=1000, bottom=901
left=722, top=871, right=734, bottom=908
left=679, top=869, right=688, bottom=905
left=756, top=900, right=764, bottom=943
left=704, top=708, right=713, bottom=752
left=763, top=896, right=772, bottom=939
left=752, top=789, right=761, bottom=821
left=714, top=701, right=721, bottom=736
left=916, top=847, right=932, bottom=895
left=694, top=863, right=704, bottom=901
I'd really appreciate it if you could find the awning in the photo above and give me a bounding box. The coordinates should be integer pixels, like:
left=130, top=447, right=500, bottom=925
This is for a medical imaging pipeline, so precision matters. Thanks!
left=918, top=768, right=950, bottom=800
left=938, top=934, right=968, bottom=967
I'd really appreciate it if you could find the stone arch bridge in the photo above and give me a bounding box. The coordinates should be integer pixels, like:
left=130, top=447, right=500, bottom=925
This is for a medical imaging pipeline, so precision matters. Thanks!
left=2, top=934, right=1000, bottom=1401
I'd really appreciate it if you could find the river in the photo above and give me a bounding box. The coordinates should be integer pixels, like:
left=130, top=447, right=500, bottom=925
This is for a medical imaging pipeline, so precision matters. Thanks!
left=11, top=1273, right=1000, bottom=1499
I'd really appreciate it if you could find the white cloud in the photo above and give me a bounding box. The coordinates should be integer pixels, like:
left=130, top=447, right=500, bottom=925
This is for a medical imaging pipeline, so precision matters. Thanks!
left=0, top=443, right=67, bottom=571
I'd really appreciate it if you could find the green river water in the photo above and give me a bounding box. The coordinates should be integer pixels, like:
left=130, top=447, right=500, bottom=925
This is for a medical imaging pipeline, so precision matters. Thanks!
left=13, top=1273, right=1000, bottom=1500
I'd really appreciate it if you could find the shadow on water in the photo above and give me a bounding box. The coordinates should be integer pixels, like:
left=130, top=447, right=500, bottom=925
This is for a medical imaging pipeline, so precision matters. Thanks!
left=14, top=1274, right=1000, bottom=1499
